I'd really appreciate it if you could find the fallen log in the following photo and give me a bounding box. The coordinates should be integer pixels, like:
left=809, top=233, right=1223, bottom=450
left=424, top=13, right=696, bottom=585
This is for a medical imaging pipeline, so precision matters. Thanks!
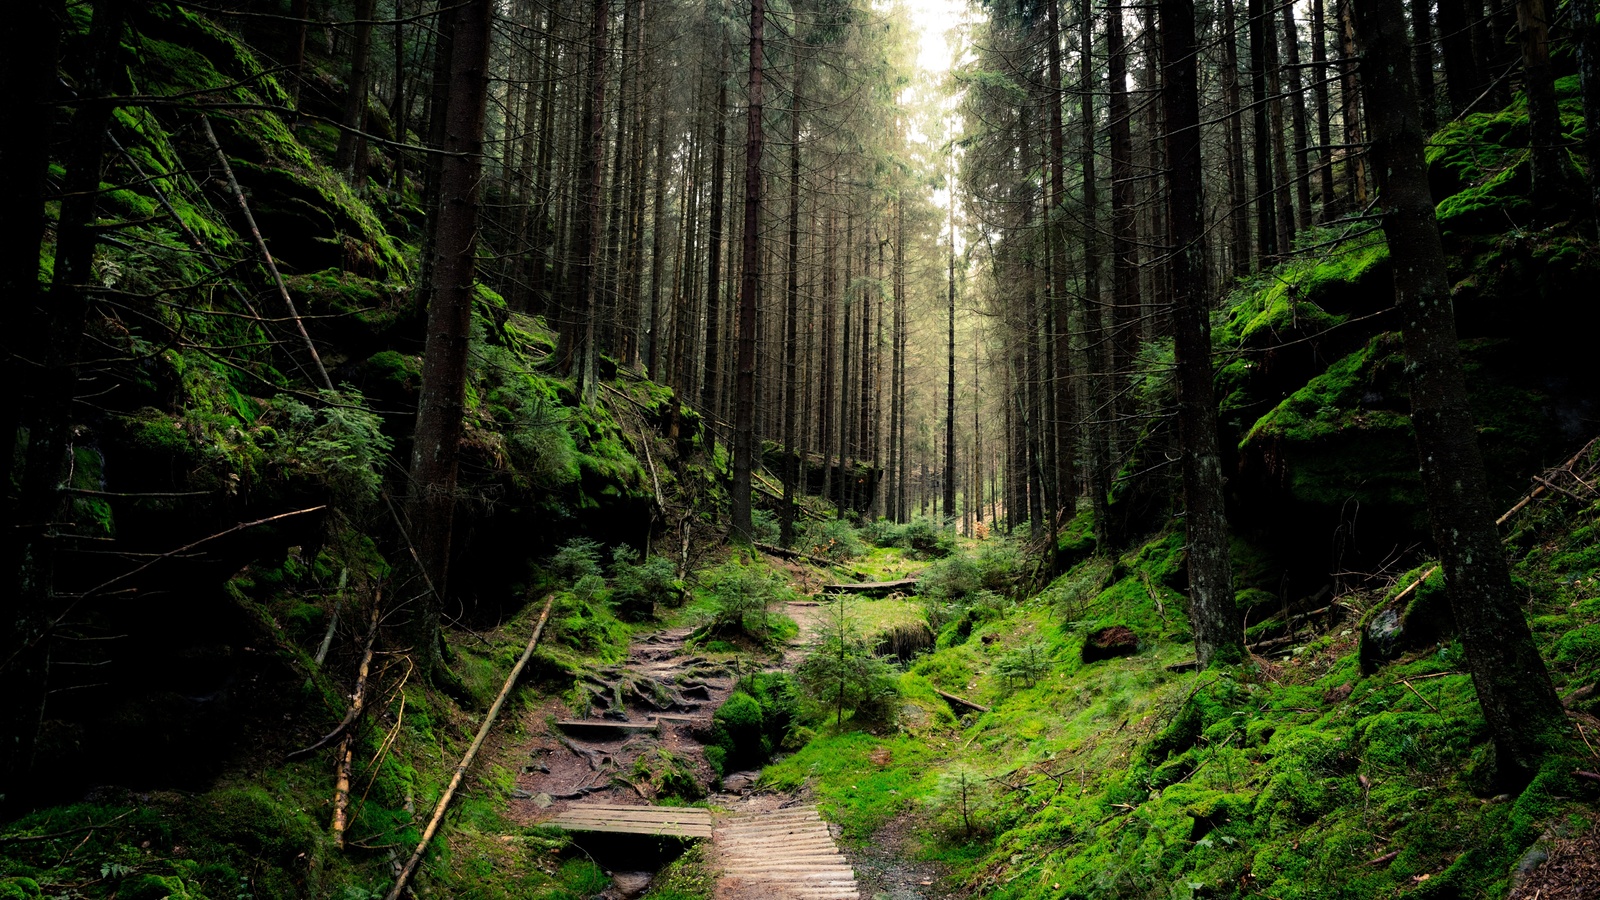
left=385, top=593, right=556, bottom=900
left=934, top=688, right=990, bottom=713
left=753, top=541, right=861, bottom=575
left=823, top=578, right=918, bottom=597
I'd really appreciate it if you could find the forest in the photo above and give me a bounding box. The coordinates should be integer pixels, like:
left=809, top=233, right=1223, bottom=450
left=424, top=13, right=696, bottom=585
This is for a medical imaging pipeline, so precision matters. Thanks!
left=2, top=0, right=1599, bottom=896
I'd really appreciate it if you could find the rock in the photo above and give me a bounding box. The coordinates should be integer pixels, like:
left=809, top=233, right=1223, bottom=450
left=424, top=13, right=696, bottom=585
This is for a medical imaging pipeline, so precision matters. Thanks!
left=721, top=771, right=759, bottom=793
left=1358, top=569, right=1454, bottom=674
left=604, top=872, right=653, bottom=899
left=532, top=792, right=553, bottom=809
left=1082, top=626, right=1138, bottom=663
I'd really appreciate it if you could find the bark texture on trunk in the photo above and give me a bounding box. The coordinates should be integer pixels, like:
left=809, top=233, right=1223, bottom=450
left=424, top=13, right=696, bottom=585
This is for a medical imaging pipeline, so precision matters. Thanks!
left=1162, top=0, right=1242, bottom=667
left=1352, top=0, right=1569, bottom=777
left=731, top=0, right=765, bottom=540
left=406, top=0, right=494, bottom=675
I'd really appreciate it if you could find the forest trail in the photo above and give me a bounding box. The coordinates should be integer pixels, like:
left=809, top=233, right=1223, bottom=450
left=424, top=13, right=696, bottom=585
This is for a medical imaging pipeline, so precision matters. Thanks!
left=504, top=582, right=886, bottom=896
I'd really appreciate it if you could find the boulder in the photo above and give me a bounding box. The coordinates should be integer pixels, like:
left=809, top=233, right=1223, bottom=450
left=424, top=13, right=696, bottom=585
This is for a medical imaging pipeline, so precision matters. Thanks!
left=1082, top=626, right=1138, bottom=663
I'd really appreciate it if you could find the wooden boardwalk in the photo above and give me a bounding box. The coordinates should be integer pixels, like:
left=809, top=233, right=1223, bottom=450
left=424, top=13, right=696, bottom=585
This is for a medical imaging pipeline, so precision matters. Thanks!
left=713, top=805, right=859, bottom=900
left=546, top=803, right=713, bottom=839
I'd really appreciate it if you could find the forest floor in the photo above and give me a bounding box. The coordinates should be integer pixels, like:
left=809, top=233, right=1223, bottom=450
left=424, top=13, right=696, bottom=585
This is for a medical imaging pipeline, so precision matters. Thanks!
left=498, top=553, right=952, bottom=899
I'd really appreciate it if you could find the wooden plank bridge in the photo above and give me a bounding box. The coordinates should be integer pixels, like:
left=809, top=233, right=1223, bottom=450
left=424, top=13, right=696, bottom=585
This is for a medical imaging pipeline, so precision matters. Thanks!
left=544, top=802, right=858, bottom=898
left=545, top=803, right=713, bottom=839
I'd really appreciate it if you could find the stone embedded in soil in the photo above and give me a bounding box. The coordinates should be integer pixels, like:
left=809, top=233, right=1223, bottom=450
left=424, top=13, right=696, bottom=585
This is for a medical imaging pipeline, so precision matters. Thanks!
left=1082, top=625, right=1139, bottom=662
left=721, top=770, right=759, bottom=793
left=605, top=871, right=653, bottom=899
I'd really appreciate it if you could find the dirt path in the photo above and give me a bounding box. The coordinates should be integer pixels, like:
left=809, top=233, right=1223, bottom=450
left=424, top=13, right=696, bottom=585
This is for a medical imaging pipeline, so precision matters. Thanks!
left=501, top=581, right=949, bottom=897
left=505, top=625, right=737, bottom=821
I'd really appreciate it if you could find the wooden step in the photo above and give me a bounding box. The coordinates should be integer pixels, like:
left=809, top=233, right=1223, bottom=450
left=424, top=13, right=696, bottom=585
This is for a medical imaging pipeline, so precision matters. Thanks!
left=552, top=719, right=660, bottom=738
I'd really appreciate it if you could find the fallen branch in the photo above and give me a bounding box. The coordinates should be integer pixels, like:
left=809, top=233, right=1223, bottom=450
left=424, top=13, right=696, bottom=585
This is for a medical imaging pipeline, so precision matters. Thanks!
left=0, top=811, right=133, bottom=844
left=1498, top=438, right=1599, bottom=525
left=312, top=568, right=348, bottom=668
left=1400, top=679, right=1439, bottom=713
left=754, top=542, right=853, bottom=572
left=935, top=688, right=990, bottom=713
left=73, top=506, right=325, bottom=605
left=333, top=601, right=382, bottom=850
left=289, top=594, right=381, bottom=762
left=198, top=115, right=331, bottom=390
left=1575, top=770, right=1600, bottom=784
left=385, top=594, right=557, bottom=900
left=1368, top=850, right=1399, bottom=867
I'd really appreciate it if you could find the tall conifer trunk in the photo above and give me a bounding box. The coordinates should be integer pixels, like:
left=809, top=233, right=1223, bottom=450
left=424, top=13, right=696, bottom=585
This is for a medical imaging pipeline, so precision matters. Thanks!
left=406, top=0, right=493, bottom=677
left=1080, top=0, right=1114, bottom=547
left=335, top=0, right=378, bottom=178
left=1352, top=0, right=1569, bottom=778
left=1162, top=0, right=1242, bottom=666
left=731, top=0, right=765, bottom=540
left=3, top=0, right=119, bottom=801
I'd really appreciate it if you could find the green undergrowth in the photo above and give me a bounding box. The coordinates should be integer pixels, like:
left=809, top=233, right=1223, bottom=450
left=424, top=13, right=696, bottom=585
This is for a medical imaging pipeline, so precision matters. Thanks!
left=0, top=595, right=623, bottom=900
left=757, top=524, right=1600, bottom=899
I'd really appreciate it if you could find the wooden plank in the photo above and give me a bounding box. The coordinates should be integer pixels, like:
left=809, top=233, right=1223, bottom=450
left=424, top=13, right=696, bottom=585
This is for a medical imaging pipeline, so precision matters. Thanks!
left=553, top=719, right=660, bottom=737
left=548, top=820, right=712, bottom=838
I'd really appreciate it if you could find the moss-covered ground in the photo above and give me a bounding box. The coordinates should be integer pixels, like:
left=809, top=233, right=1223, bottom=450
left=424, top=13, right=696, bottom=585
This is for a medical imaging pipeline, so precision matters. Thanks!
left=758, top=510, right=1600, bottom=900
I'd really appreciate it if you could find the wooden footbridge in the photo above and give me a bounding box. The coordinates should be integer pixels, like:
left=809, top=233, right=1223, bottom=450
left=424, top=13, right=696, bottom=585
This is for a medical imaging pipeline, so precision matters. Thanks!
left=546, top=802, right=858, bottom=899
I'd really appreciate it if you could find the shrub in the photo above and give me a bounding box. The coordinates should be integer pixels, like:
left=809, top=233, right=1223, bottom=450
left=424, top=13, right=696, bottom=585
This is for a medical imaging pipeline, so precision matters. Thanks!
left=712, top=692, right=766, bottom=772
left=701, top=558, right=793, bottom=643
left=798, top=518, right=865, bottom=561
left=994, top=640, right=1052, bottom=690
left=548, top=537, right=604, bottom=585
left=863, top=517, right=952, bottom=557
left=751, top=508, right=782, bottom=545
left=609, top=546, right=682, bottom=620
left=796, top=601, right=899, bottom=730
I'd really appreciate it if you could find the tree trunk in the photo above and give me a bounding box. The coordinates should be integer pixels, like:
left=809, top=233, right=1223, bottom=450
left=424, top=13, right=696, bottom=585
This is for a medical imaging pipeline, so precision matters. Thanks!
left=1516, top=0, right=1567, bottom=208
left=1352, top=0, right=1569, bottom=779
left=572, top=0, right=609, bottom=404
left=1047, top=0, right=1076, bottom=532
left=731, top=0, right=765, bottom=540
left=780, top=72, right=804, bottom=547
left=821, top=209, right=836, bottom=507
left=1249, top=0, right=1279, bottom=261
left=1577, top=0, right=1600, bottom=218
left=1338, top=0, right=1369, bottom=209
left=1265, top=0, right=1296, bottom=250
left=944, top=150, right=958, bottom=523
left=1162, top=0, right=1242, bottom=667
left=335, top=0, right=378, bottom=178
left=1284, top=0, right=1314, bottom=231
left=0, top=0, right=62, bottom=511
left=702, top=58, right=729, bottom=432
left=647, top=88, right=670, bottom=378
left=406, top=0, right=493, bottom=677
left=1108, top=0, right=1140, bottom=440
left=1313, top=0, right=1338, bottom=218
left=1437, top=0, right=1481, bottom=114
left=1079, top=0, right=1113, bottom=547
left=1222, top=0, right=1252, bottom=274
left=2, top=0, right=117, bottom=802
left=1410, top=0, right=1439, bottom=130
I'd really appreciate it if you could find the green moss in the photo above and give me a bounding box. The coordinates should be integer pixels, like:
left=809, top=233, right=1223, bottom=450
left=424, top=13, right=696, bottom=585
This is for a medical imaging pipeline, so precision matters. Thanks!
left=1216, top=231, right=1390, bottom=351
